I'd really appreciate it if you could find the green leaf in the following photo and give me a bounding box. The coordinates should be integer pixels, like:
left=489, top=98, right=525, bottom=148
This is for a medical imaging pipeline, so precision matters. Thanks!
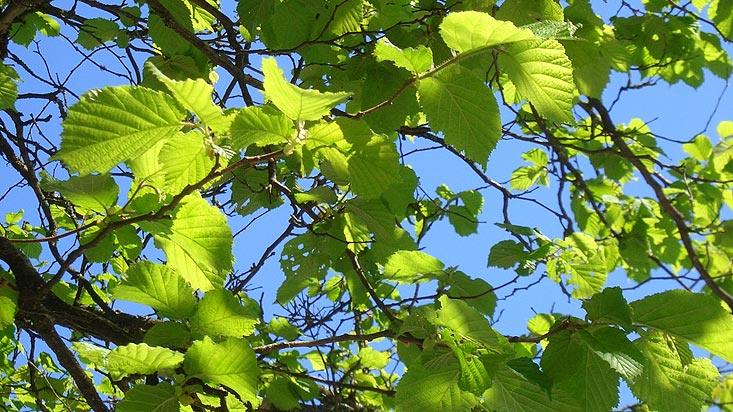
left=0, top=64, right=18, bottom=110
left=106, top=343, right=184, bottom=379
left=147, top=62, right=230, bottom=133
left=0, top=274, right=17, bottom=329
left=510, top=165, right=548, bottom=190
left=562, top=39, right=612, bottom=98
left=72, top=342, right=110, bottom=369
left=439, top=11, right=534, bottom=52
left=42, top=173, right=119, bottom=213
left=262, top=57, right=350, bottom=121
left=496, top=0, right=565, bottom=26
left=418, top=64, right=501, bottom=164
left=184, top=337, right=260, bottom=405
left=267, top=317, right=301, bottom=340
left=190, top=289, right=259, bottom=338
left=147, top=0, right=194, bottom=55
left=10, top=11, right=60, bottom=47
left=630, top=331, right=719, bottom=412
left=709, top=0, right=733, bottom=39
left=374, top=39, right=433, bottom=73
left=484, top=365, right=581, bottom=412
left=582, top=287, right=633, bottom=330
left=116, top=382, right=179, bottom=412
left=75, top=18, right=120, bottom=49
left=114, top=261, right=196, bottom=319
left=541, top=329, right=620, bottom=412
left=54, top=86, right=185, bottom=175
left=139, top=193, right=233, bottom=292
left=631, top=290, right=733, bottom=362
left=444, top=271, right=497, bottom=317
left=580, top=327, right=644, bottom=381
left=487, top=240, right=526, bottom=269
left=358, top=346, right=390, bottom=370
left=384, top=250, right=444, bottom=283
left=230, top=106, right=293, bottom=150
left=395, top=349, right=478, bottom=412
left=144, top=321, right=191, bottom=349
left=499, top=39, right=577, bottom=122
left=683, top=134, right=713, bottom=161
left=437, top=296, right=502, bottom=348
left=158, top=131, right=216, bottom=194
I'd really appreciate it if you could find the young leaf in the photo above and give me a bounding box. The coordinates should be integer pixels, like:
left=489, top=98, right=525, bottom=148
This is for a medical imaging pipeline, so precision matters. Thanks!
left=184, top=337, right=260, bottom=406
left=139, top=193, right=233, bottom=292
left=114, top=260, right=197, bottom=319
left=54, top=86, right=185, bottom=175
left=499, top=39, right=577, bottom=123
left=631, top=290, right=733, bottom=362
left=262, top=57, right=350, bottom=121
left=418, top=64, right=501, bottom=164
left=106, top=343, right=184, bottom=379
left=439, top=11, right=534, bottom=52
left=190, top=289, right=259, bottom=337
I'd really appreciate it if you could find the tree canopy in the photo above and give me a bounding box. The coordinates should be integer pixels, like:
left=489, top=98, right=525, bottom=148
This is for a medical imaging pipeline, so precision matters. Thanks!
left=0, top=0, right=732, bottom=411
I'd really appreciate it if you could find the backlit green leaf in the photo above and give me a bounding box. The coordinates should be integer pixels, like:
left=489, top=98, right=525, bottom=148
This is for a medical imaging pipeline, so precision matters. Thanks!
left=631, top=290, right=733, bottom=362
left=418, top=64, right=501, bottom=164
left=114, top=260, right=196, bottom=319
left=630, top=331, right=719, bottom=412
left=499, top=39, right=577, bottom=122
left=42, top=173, right=118, bottom=213
left=139, top=193, right=233, bottom=292
left=0, top=64, right=18, bottom=110
left=116, top=382, right=179, bottom=412
left=440, top=11, right=534, bottom=53
left=190, top=289, right=259, bottom=337
left=374, top=39, right=433, bottom=73
left=384, top=250, right=444, bottom=283
left=55, top=86, right=185, bottom=175
left=148, top=62, right=230, bottom=133
left=262, top=57, right=350, bottom=121
left=484, top=365, right=581, bottom=412
left=184, top=337, right=260, bottom=405
left=230, top=106, right=293, bottom=150
left=107, top=343, right=184, bottom=379
left=158, top=131, right=216, bottom=194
